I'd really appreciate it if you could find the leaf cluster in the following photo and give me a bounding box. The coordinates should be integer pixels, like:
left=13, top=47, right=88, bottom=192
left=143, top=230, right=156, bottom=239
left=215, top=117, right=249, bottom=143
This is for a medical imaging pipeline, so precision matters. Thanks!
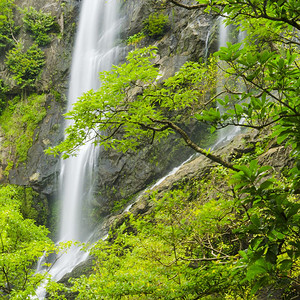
left=0, top=93, right=47, bottom=165
left=0, top=184, right=56, bottom=299
left=0, top=0, right=17, bottom=51
left=22, top=7, right=58, bottom=46
left=47, top=47, right=217, bottom=158
left=143, top=12, right=169, bottom=38
left=232, top=160, right=300, bottom=294
left=5, top=43, right=45, bottom=89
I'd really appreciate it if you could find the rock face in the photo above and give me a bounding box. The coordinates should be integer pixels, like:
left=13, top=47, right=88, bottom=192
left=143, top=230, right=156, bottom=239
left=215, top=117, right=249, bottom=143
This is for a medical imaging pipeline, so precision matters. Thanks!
left=8, top=94, right=64, bottom=196
left=93, top=130, right=203, bottom=216
left=121, top=0, right=215, bottom=76
left=91, top=127, right=294, bottom=250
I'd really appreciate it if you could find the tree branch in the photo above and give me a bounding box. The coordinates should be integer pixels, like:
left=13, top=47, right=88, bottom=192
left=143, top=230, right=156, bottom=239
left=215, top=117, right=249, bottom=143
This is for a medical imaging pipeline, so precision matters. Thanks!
left=168, top=0, right=300, bottom=30
left=180, top=255, right=232, bottom=262
left=167, top=0, right=208, bottom=10
left=149, top=118, right=238, bottom=171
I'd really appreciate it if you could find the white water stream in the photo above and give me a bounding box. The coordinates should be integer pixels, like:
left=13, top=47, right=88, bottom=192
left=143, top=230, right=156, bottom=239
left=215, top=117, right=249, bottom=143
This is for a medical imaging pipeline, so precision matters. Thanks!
left=59, top=0, right=120, bottom=247
left=212, top=17, right=244, bottom=149
left=35, top=0, right=120, bottom=298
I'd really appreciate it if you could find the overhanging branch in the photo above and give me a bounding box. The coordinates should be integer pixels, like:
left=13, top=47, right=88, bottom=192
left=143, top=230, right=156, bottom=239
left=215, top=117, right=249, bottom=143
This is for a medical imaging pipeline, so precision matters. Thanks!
left=149, top=118, right=238, bottom=171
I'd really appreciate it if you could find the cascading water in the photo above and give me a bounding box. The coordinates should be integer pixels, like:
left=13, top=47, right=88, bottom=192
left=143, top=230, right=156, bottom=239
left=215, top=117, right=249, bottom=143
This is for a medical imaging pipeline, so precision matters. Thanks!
left=35, top=0, right=120, bottom=297
left=212, top=17, right=244, bottom=149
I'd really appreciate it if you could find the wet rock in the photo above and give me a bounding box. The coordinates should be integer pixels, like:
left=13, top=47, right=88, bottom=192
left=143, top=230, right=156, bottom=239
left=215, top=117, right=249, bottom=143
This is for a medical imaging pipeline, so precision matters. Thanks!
left=8, top=94, right=64, bottom=198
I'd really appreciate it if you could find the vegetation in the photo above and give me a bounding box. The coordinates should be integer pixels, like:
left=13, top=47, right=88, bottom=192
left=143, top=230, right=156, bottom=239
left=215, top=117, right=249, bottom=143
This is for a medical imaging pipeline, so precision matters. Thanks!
left=0, top=94, right=47, bottom=165
left=47, top=0, right=299, bottom=298
left=48, top=138, right=299, bottom=299
left=126, top=32, right=146, bottom=47
left=0, top=184, right=55, bottom=299
left=22, top=7, right=58, bottom=46
left=0, top=0, right=298, bottom=298
left=0, top=3, right=61, bottom=299
left=0, top=0, right=17, bottom=51
left=5, top=43, right=45, bottom=89
left=143, top=13, right=169, bottom=38
left=126, top=12, right=168, bottom=47
left=47, top=49, right=218, bottom=160
left=0, top=80, right=9, bottom=115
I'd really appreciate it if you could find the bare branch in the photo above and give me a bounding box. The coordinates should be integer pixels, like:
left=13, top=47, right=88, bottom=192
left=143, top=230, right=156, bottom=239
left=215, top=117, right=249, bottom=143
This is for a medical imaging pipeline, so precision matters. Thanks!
left=167, top=0, right=209, bottom=10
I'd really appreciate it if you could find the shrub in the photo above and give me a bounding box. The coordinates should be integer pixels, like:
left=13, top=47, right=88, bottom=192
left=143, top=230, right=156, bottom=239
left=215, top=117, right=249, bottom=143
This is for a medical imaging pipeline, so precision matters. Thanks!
left=143, top=13, right=169, bottom=38
left=126, top=32, right=146, bottom=46
left=5, top=43, right=45, bottom=89
left=0, top=93, right=47, bottom=164
left=22, top=7, right=58, bottom=46
left=0, top=0, right=17, bottom=51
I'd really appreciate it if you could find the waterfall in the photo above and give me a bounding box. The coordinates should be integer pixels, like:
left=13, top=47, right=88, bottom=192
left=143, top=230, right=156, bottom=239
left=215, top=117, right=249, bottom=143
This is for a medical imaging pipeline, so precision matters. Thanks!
left=212, top=17, right=244, bottom=149
left=35, top=0, right=120, bottom=297
left=56, top=0, right=120, bottom=276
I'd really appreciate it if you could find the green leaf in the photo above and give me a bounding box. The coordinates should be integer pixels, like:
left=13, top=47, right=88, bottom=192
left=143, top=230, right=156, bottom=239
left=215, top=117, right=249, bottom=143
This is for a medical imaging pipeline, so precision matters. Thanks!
left=250, top=214, right=260, bottom=228
left=258, top=179, right=274, bottom=191
left=278, top=259, right=293, bottom=271
left=246, top=264, right=267, bottom=281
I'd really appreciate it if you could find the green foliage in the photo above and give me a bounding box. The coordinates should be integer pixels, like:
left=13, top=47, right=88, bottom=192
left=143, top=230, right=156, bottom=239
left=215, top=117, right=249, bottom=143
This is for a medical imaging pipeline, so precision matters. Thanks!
left=231, top=160, right=300, bottom=295
left=0, top=94, right=47, bottom=165
left=47, top=47, right=217, bottom=158
left=0, top=0, right=17, bottom=51
left=50, top=153, right=299, bottom=299
left=196, top=1, right=300, bottom=292
left=126, top=32, right=146, bottom=47
left=0, top=79, right=9, bottom=115
left=111, top=195, right=134, bottom=213
left=143, top=12, right=169, bottom=38
left=5, top=43, right=45, bottom=89
left=0, top=184, right=56, bottom=299
left=22, top=7, right=58, bottom=46
left=18, top=186, right=48, bottom=226
left=50, top=171, right=251, bottom=299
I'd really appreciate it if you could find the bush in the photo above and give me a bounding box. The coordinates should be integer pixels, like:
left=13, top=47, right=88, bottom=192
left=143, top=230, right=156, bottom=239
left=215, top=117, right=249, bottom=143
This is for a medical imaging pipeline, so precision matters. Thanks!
left=0, top=93, right=47, bottom=165
left=0, top=0, right=17, bottom=51
left=143, top=13, right=169, bottom=38
left=126, top=32, right=146, bottom=46
left=5, top=43, right=45, bottom=89
left=22, top=7, right=58, bottom=46
left=0, top=184, right=55, bottom=298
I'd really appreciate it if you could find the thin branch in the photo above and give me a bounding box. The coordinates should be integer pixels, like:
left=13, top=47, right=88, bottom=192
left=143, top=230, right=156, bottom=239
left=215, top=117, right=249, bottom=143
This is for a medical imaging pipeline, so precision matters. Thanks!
left=204, top=90, right=227, bottom=106
left=240, top=74, right=299, bottom=114
left=180, top=255, right=232, bottom=262
left=167, top=0, right=208, bottom=10
left=97, top=123, right=124, bottom=142
left=2, top=266, right=11, bottom=293
left=219, top=113, right=300, bottom=130
left=137, top=122, right=169, bottom=132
